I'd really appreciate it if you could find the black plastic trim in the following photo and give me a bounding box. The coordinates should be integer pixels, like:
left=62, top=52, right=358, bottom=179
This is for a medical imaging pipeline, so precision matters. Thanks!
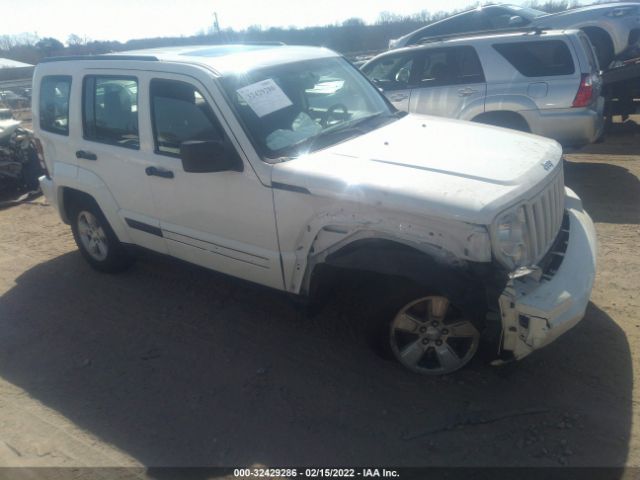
left=125, top=218, right=163, bottom=237
left=39, top=55, right=158, bottom=64
left=271, top=182, right=311, bottom=194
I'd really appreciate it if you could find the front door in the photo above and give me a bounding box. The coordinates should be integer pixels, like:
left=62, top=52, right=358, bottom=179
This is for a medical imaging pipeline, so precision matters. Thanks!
left=140, top=73, right=283, bottom=290
left=361, top=52, right=417, bottom=112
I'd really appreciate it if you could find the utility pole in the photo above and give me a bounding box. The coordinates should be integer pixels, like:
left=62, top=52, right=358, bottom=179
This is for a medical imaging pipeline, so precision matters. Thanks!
left=213, top=12, right=220, bottom=34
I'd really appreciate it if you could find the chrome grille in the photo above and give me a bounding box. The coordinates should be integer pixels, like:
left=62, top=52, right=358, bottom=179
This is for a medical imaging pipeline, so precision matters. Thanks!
left=525, top=170, right=565, bottom=262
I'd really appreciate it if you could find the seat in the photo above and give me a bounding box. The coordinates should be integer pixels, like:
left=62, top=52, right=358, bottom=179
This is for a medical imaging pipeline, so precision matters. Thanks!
left=101, top=87, right=133, bottom=136
left=429, top=62, right=451, bottom=82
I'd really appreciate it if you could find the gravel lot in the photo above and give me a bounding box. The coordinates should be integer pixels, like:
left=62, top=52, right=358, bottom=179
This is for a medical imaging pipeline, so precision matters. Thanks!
left=0, top=116, right=638, bottom=474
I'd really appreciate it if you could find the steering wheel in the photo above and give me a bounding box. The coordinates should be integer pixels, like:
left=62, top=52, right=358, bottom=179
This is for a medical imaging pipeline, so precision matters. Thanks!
left=322, top=103, right=349, bottom=127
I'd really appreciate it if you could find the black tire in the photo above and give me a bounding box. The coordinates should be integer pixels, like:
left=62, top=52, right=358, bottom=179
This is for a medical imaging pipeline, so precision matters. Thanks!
left=368, top=277, right=483, bottom=375
left=20, top=147, right=43, bottom=191
left=69, top=196, right=134, bottom=273
left=584, top=28, right=614, bottom=69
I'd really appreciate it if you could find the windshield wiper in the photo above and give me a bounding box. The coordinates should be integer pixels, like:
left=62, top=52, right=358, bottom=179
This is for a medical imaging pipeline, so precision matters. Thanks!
left=303, top=112, right=399, bottom=153
left=266, top=112, right=400, bottom=161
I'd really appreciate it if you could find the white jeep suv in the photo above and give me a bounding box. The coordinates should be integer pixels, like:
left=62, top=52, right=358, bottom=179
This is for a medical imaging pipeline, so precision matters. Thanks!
left=34, top=44, right=597, bottom=375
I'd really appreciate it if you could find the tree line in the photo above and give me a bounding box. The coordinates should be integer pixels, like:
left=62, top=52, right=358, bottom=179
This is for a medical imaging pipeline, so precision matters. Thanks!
left=0, top=1, right=578, bottom=65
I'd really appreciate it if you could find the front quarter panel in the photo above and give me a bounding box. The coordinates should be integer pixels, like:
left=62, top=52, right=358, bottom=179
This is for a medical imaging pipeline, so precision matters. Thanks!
left=272, top=187, right=492, bottom=294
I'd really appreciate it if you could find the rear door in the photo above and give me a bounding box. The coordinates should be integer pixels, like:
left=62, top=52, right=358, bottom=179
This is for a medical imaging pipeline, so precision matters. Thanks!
left=408, top=46, right=487, bottom=119
left=361, top=52, right=417, bottom=111
left=72, top=71, right=165, bottom=252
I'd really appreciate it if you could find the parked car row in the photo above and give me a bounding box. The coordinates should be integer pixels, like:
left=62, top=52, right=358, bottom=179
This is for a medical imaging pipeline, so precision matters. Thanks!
left=0, top=90, right=29, bottom=109
left=34, top=44, right=597, bottom=375
left=361, top=28, right=605, bottom=148
left=0, top=108, right=21, bottom=143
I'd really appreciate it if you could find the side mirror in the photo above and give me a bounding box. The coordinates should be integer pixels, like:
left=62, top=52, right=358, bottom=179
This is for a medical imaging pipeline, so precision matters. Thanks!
left=180, top=140, right=243, bottom=173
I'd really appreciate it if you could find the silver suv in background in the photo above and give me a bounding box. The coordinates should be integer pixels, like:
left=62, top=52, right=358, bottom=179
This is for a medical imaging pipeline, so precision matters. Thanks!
left=388, top=3, right=640, bottom=68
left=362, top=29, right=604, bottom=148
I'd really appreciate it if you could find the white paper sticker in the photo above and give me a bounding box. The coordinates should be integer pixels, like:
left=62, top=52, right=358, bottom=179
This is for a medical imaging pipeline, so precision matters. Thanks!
left=236, top=79, right=293, bottom=118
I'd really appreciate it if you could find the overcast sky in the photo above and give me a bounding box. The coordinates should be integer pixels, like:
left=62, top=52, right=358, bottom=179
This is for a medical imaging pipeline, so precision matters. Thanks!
left=6, top=0, right=537, bottom=43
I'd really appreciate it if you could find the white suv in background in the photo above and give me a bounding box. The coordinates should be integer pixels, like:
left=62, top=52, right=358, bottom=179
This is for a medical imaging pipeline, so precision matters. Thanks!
left=362, top=29, right=604, bottom=148
left=34, top=45, right=597, bottom=375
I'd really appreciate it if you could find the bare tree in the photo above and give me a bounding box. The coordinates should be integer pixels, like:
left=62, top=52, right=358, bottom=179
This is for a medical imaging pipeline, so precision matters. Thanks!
left=67, top=34, right=90, bottom=47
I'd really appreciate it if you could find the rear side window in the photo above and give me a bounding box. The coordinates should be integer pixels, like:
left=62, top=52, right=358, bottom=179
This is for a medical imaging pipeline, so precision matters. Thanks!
left=493, top=40, right=575, bottom=77
left=39, top=76, right=71, bottom=136
left=83, top=75, right=139, bottom=149
left=150, top=79, right=224, bottom=157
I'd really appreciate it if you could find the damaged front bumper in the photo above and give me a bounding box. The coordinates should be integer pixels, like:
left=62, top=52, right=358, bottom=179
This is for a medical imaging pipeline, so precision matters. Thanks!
left=498, top=187, right=597, bottom=361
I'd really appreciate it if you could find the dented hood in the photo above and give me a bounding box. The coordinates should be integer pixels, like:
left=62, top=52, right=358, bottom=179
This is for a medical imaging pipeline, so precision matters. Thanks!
left=271, top=114, right=563, bottom=225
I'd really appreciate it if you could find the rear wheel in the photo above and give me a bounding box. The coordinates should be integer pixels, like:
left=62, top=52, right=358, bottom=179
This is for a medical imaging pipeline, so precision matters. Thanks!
left=69, top=197, right=134, bottom=273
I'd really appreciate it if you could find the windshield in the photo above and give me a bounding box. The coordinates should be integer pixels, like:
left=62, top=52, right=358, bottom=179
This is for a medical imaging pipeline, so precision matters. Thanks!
left=220, top=56, right=396, bottom=160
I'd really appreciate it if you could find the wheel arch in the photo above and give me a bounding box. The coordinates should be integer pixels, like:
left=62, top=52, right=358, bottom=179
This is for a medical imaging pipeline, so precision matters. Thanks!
left=472, top=110, right=531, bottom=133
left=305, top=237, right=492, bottom=322
left=56, top=168, right=130, bottom=243
left=457, top=95, right=487, bottom=121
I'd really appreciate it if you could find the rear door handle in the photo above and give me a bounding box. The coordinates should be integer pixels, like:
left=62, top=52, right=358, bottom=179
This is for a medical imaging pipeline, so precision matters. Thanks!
left=75, top=150, right=97, bottom=161
left=458, top=88, right=478, bottom=97
left=145, top=166, right=174, bottom=179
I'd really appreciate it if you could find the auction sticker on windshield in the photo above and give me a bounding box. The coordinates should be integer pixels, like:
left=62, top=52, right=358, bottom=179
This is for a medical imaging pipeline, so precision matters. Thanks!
left=236, top=79, right=293, bottom=118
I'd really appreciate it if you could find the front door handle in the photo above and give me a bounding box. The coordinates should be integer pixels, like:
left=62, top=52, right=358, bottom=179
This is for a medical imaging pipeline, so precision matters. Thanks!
left=75, top=150, right=97, bottom=161
left=145, top=166, right=174, bottom=179
left=458, top=88, right=478, bottom=97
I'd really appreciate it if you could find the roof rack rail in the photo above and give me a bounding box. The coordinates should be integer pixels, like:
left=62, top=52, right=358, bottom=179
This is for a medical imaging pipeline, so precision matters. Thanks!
left=416, top=26, right=546, bottom=45
left=39, top=54, right=159, bottom=64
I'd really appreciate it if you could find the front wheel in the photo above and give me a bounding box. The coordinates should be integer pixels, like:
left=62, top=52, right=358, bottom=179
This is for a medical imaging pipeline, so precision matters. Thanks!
left=70, top=198, right=134, bottom=273
left=388, top=295, right=480, bottom=375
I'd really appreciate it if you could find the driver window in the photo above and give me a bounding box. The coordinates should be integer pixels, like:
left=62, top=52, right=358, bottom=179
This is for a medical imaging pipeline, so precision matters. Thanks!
left=150, top=79, right=224, bottom=157
left=362, top=54, right=414, bottom=91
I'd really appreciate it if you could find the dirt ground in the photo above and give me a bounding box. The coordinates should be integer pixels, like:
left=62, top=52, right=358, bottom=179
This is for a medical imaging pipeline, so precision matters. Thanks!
left=0, top=116, right=639, bottom=475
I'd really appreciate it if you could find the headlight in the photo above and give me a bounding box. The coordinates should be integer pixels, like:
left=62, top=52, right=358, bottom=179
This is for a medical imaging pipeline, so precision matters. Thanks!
left=605, top=6, right=638, bottom=17
left=494, top=206, right=530, bottom=269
